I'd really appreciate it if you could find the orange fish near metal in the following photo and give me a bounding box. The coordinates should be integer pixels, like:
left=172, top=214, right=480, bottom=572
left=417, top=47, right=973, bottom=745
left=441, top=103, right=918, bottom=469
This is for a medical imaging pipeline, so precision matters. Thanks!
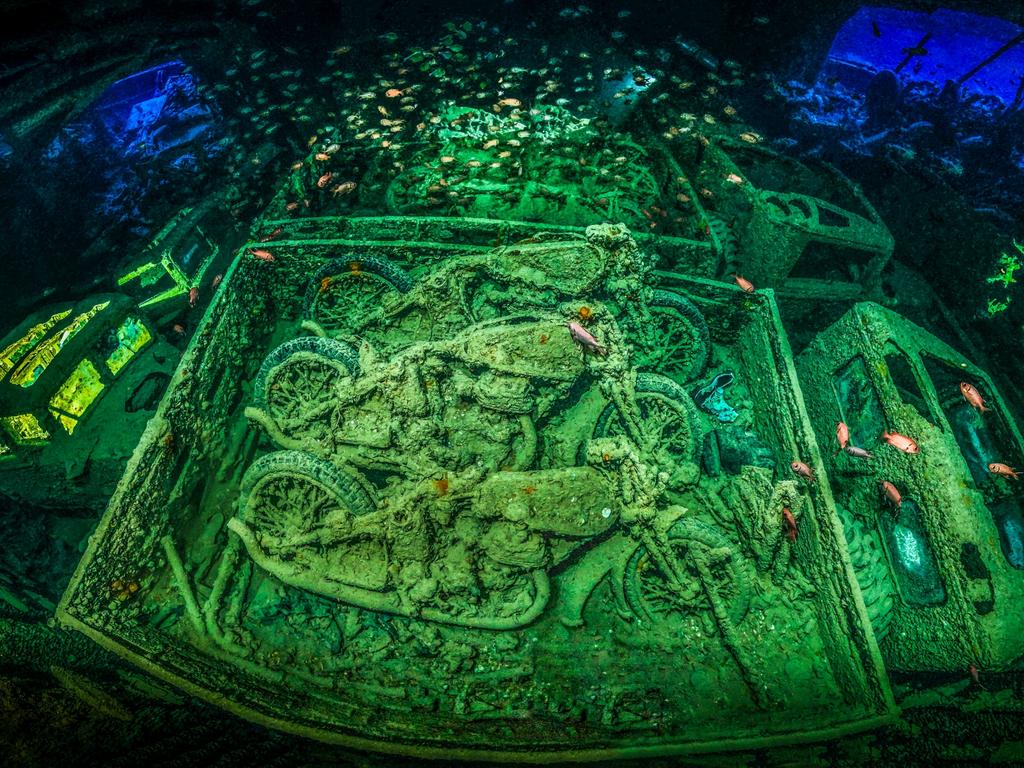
left=782, top=507, right=798, bottom=542
left=960, top=382, right=990, bottom=413
left=882, top=431, right=919, bottom=454
left=880, top=481, right=902, bottom=511
left=989, top=462, right=1021, bottom=480
left=733, top=274, right=755, bottom=293
left=249, top=248, right=275, bottom=262
left=790, top=461, right=815, bottom=483
left=835, top=421, right=850, bottom=453
left=188, top=286, right=199, bottom=308
left=317, top=171, right=333, bottom=189
left=969, top=663, right=987, bottom=690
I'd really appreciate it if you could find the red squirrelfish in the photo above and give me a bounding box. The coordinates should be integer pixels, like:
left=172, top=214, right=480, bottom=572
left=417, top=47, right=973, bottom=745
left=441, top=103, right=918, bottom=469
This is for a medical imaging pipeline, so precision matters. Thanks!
left=835, top=421, right=850, bottom=452
left=790, top=461, right=815, bottom=483
left=882, top=431, right=919, bottom=454
left=782, top=507, right=798, bottom=542
left=733, top=274, right=755, bottom=293
left=960, top=382, right=990, bottom=413
left=989, top=462, right=1021, bottom=480
left=188, top=286, right=199, bottom=307
left=880, top=480, right=902, bottom=510
left=249, top=248, right=276, bottom=262
left=969, top=663, right=987, bottom=690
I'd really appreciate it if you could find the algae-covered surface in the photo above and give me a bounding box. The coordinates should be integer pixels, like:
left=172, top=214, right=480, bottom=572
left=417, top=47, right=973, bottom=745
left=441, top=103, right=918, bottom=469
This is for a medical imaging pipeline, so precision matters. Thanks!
left=57, top=219, right=893, bottom=760
left=796, top=303, right=1024, bottom=674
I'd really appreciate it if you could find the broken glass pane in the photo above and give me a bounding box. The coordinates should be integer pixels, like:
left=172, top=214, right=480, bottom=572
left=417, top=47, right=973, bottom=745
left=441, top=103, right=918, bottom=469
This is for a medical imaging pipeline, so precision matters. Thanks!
left=832, top=355, right=887, bottom=448
left=878, top=498, right=946, bottom=607
left=884, top=347, right=933, bottom=424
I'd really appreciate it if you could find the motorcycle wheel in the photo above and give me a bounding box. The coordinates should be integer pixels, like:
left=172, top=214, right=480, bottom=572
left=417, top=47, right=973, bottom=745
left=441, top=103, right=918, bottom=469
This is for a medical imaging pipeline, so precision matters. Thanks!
left=304, top=255, right=412, bottom=336
left=637, top=289, right=710, bottom=384
left=593, top=372, right=704, bottom=463
left=623, top=517, right=752, bottom=626
left=254, top=336, right=359, bottom=432
left=240, top=450, right=376, bottom=542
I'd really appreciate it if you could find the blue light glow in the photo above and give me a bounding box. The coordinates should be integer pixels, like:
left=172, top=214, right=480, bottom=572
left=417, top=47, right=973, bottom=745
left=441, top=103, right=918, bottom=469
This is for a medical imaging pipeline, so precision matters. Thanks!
left=821, top=7, right=1024, bottom=104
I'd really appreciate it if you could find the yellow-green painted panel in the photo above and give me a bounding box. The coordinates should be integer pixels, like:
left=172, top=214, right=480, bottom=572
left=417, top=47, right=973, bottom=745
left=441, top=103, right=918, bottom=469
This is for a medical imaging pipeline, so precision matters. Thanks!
left=105, top=317, right=152, bottom=376
left=9, top=302, right=110, bottom=388
left=50, top=359, right=105, bottom=421
left=0, top=413, right=49, bottom=444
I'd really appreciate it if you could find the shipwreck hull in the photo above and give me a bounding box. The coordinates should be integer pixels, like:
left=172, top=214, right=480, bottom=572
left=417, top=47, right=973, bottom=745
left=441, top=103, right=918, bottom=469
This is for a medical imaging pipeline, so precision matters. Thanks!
left=57, top=216, right=894, bottom=761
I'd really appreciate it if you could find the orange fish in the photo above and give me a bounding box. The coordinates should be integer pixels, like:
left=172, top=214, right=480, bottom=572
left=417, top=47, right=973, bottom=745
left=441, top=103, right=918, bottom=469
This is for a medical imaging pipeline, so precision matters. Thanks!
left=969, top=663, right=987, bottom=690
left=733, top=274, right=755, bottom=293
left=989, top=462, right=1021, bottom=480
left=385, top=87, right=405, bottom=98
left=249, top=248, right=275, bottom=262
left=790, top=461, right=815, bottom=483
left=782, top=507, right=797, bottom=542
left=317, top=171, right=333, bottom=189
left=880, top=481, right=902, bottom=510
left=835, top=421, right=850, bottom=452
left=260, top=226, right=283, bottom=242
left=331, top=181, right=357, bottom=197
left=188, top=286, right=199, bottom=307
left=319, top=276, right=333, bottom=293
left=882, top=431, right=919, bottom=454
left=960, top=382, right=990, bottom=413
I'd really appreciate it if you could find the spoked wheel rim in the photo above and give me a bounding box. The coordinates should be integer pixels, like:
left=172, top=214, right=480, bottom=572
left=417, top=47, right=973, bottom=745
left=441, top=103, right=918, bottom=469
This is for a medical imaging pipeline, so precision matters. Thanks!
left=624, top=519, right=751, bottom=626
left=641, top=290, right=710, bottom=384
left=308, top=272, right=393, bottom=333
left=254, top=337, right=359, bottom=438
left=240, top=450, right=375, bottom=546
left=304, top=257, right=412, bottom=336
left=594, top=373, right=702, bottom=463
